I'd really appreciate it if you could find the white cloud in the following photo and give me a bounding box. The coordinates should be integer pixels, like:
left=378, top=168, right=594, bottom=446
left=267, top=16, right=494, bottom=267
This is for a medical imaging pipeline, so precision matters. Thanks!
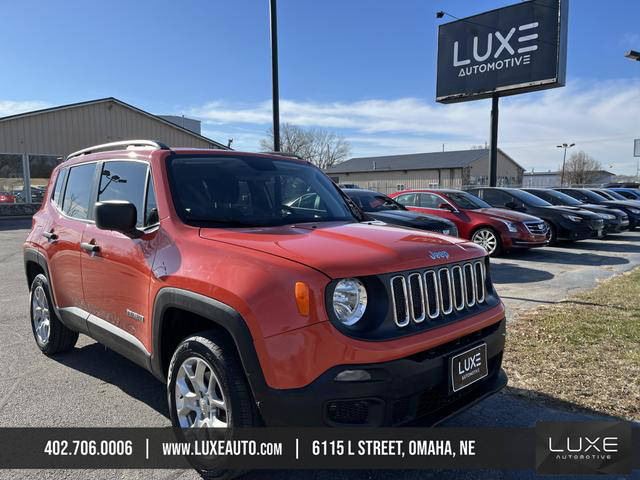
left=0, top=100, right=49, bottom=117
left=621, top=32, right=640, bottom=47
left=189, top=79, right=640, bottom=175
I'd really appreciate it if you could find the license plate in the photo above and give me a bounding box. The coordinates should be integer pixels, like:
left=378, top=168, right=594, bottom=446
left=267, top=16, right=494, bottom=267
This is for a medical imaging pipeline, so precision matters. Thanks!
left=450, top=344, right=488, bottom=393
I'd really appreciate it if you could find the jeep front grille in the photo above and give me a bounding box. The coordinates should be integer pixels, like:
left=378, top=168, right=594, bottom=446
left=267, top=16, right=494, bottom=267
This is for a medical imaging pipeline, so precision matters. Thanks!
left=390, top=261, right=486, bottom=327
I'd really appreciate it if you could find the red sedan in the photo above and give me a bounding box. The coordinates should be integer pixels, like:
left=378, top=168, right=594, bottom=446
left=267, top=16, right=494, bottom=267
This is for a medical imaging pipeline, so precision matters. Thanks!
left=390, top=189, right=549, bottom=256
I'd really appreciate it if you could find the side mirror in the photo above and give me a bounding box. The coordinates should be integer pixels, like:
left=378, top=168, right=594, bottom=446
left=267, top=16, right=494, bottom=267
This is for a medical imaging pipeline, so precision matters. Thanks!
left=95, top=201, right=140, bottom=237
left=505, top=201, right=519, bottom=210
left=439, top=203, right=455, bottom=212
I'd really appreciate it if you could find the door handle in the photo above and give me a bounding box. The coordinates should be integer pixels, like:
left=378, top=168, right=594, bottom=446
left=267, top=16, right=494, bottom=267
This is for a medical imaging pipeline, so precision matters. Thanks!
left=42, top=231, right=58, bottom=241
left=80, top=242, right=100, bottom=253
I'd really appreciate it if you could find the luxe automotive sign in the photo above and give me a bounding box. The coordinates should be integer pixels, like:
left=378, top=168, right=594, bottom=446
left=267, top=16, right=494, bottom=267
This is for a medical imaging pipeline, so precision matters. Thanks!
left=436, top=0, right=568, bottom=103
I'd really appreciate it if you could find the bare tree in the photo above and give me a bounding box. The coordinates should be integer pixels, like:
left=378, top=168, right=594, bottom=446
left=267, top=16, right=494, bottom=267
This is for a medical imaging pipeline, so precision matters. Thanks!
left=260, top=123, right=351, bottom=170
left=561, top=151, right=603, bottom=186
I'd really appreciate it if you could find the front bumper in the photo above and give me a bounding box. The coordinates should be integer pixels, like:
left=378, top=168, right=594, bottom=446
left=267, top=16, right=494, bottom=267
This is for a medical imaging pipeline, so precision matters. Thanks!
left=557, top=219, right=604, bottom=240
left=256, top=319, right=506, bottom=427
left=604, top=218, right=629, bottom=233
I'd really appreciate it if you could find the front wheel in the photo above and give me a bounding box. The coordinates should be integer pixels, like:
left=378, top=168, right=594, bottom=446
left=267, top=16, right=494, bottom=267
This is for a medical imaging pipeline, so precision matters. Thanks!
left=167, top=331, right=259, bottom=429
left=471, top=228, right=502, bottom=257
left=545, top=222, right=558, bottom=245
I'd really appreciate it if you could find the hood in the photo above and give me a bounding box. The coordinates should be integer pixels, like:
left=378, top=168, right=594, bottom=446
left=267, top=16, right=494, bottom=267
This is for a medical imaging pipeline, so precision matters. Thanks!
left=367, top=210, right=454, bottom=228
left=602, top=200, right=640, bottom=209
left=473, top=208, right=542, bottom=222
left=542, top=205, right=603, bottom=219
left=579, top=204, right=625, bottom=216
left=200, top=221, right=485, bottom=278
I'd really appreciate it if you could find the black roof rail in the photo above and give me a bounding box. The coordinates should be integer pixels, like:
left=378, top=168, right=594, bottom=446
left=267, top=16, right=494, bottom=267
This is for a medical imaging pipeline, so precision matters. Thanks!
left=260, top=151, right=305, bottom=160
left=66, top=140, right=170, bottom=161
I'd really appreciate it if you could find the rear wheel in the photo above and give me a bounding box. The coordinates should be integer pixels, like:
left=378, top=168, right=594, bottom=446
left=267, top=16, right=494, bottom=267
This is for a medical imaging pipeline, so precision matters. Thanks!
left=29, top=274, right=78, bottom=354
left=471, top=228, right=502, bottom=256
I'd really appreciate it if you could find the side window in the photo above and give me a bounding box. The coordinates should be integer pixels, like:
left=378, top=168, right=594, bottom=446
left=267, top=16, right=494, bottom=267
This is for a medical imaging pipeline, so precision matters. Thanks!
left=394, top=193, right=416, bottom=206
left=482, top=190, right=511, bottom=207
left=144, top=174, right=159, bottom=226
left=98, top=161, right=148, bottom=227
left=418, top=193, right=444, bottom=208
left=62, top=163, right=97, bottom=219
left=51, top=168, right=67, bottom=206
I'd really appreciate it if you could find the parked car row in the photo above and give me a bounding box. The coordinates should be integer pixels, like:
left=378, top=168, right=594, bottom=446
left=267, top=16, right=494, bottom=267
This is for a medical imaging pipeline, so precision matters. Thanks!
left=339, top=186, right=639, bottom=257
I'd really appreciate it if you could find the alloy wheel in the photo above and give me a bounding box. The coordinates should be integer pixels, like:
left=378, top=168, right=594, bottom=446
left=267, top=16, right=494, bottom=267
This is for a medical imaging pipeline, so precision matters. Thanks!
left=175, top=357, right=228, bottom=428
left=31, top=285, right=50, bottom=346
left=472, top=229, right=498, bottom=255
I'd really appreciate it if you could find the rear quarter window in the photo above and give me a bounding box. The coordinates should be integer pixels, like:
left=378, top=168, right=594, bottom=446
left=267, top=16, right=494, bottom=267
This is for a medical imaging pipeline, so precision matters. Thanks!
left=51, top=168, right=67, bottom=206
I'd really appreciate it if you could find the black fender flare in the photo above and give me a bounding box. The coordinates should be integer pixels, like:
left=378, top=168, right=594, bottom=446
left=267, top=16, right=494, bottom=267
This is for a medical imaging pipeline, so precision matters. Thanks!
left=23, top=247, right=51, bottom=290
left=150, top=287, right=269, bottom=401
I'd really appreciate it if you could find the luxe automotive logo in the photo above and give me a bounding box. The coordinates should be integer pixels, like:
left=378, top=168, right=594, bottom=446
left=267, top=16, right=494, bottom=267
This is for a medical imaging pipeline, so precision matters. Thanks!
left=429, top=251, right=449, bottom=260
left=535, top=422, right=632, bottom=475
left=452, top=22, right=539, bottom=78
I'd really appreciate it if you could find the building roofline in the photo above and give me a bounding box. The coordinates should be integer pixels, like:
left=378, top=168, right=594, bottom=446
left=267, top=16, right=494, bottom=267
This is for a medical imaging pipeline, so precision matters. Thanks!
left=0, top=97, right=229, bottom=150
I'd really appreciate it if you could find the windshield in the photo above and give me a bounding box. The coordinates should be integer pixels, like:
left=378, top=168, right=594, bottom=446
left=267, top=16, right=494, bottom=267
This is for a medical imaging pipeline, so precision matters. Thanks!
left=444, top=191, right=491, bottom=209
left=347, top=191, right=403, bottom=212
left=577, top=189, right=608, bottom=202
left=167, top=155, right=356, bottom=227
left=540, top=189, right=583, bottom=206
left=602, top=189, right=626, bottom=200
left=509, top=189, right=552, bottom=206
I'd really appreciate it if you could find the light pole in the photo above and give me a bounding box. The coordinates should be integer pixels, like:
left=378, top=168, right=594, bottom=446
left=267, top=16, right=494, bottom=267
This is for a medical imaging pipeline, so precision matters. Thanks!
left=269, top=0, right=281, bottom=151
left=558, top=143, right=575, bottom=186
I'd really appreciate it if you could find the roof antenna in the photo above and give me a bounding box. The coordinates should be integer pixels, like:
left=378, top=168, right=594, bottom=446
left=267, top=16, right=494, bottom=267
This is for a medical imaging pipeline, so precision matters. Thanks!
left=227, top=138, right=233, bottom=148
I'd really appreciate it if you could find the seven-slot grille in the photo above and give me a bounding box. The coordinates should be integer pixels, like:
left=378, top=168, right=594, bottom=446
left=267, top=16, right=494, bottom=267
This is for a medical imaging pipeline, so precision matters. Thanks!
left=524, top=221, right=547, bottom=235
left=390, top=261, right=486, bottom=327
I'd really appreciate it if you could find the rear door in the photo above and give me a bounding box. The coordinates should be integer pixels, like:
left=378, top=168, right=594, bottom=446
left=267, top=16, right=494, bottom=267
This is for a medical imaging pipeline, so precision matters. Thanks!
left=44, top=162, right=97, bottom=314
left=80, top=160, right=158, bottom=352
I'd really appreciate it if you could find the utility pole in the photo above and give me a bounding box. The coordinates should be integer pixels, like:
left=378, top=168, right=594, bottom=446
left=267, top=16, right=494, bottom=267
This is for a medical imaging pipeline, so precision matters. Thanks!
left=269, top=0, right=281, bottom=151
left=557, top=142, right=575, bottom=186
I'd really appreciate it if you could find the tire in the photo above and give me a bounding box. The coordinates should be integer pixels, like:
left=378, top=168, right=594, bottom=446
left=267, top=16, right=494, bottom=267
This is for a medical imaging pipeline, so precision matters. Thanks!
left=167, top=331, right=259, bottom=479
left=471, top=227, right=502, bottom=257
left=29, top=273, right=78, bottom=354
left=167, top=331, right=259, bottom=430
left=545, top=222, right=558, bottom=245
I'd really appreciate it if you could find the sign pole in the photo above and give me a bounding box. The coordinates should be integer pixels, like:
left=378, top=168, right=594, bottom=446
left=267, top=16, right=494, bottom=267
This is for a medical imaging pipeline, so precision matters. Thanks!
left=269, top=0, right=281, bottom=152
left=489, top=95, right=499, bottom=187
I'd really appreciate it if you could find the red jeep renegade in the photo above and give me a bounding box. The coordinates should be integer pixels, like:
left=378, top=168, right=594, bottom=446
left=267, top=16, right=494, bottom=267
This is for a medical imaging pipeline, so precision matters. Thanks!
left=24, top=140, right=507, bottom=428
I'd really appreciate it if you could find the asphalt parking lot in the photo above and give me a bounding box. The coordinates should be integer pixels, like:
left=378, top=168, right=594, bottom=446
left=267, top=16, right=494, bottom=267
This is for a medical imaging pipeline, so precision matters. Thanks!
left=1, top=218, right=638, bottom=480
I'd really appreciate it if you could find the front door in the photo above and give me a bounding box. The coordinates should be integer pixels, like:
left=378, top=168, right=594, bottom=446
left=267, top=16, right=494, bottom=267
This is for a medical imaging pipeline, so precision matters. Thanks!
left=80, top=160, right=158, bottom=351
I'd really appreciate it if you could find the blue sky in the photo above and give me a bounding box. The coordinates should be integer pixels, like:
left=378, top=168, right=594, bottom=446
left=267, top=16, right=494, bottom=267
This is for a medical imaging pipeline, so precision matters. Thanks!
left=1, top=0, right=639, bottom=174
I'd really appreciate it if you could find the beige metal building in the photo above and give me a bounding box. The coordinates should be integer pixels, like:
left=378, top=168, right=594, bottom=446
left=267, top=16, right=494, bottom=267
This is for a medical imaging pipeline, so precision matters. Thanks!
left=325, top=148, right=525, bottom=195
left=0, top=97, right=226, bottom=206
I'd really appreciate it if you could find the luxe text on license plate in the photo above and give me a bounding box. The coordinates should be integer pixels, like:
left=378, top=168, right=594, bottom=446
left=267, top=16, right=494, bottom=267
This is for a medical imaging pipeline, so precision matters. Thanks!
left=450, top=344, right=488, bottom=392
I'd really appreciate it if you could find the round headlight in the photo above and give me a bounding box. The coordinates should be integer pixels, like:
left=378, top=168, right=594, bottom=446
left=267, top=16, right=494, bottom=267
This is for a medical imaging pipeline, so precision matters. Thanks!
left=332, top=278, right=367, bottom=326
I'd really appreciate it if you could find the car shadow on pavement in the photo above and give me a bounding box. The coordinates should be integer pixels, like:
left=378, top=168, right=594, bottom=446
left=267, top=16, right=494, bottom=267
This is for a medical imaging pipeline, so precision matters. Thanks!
left=50, top=342, right=169, bottom=418
left=241, top=389, right=637, bottom=480
left=505, top=248, right=629, bottom=266
left=561, top=240, right=640, bottom=253
left=0, top=218, right=32, bottom=231
left=490, top=263, right=554, bottom=284
left=602, top=233, right=640, bottom=241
